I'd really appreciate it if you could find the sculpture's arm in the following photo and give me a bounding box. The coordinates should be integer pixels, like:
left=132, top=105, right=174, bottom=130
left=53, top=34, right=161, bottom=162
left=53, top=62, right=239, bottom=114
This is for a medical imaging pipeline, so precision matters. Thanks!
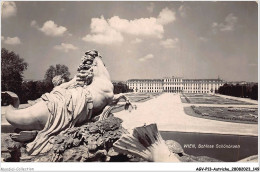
left=110, top=93, right=136, bottom=110
left=99, top=93, right=136, bottom=121
left=109, top=93, right=131, bottom=105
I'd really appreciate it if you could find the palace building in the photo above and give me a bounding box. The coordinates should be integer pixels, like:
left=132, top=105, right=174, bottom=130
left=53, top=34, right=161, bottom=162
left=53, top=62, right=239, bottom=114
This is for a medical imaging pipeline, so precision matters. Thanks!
left=126, top=76, right=225, bottom=94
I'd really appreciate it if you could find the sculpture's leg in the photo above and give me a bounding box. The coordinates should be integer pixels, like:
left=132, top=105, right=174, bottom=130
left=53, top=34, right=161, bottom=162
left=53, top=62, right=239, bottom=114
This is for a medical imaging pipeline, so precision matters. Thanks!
left=5, top=101, right=49, bottom=130
left=98, top=105, right=114, bottom=121
left=98, top=93, right=136, bottom=121
left=10, top=130, right=38, bottom=142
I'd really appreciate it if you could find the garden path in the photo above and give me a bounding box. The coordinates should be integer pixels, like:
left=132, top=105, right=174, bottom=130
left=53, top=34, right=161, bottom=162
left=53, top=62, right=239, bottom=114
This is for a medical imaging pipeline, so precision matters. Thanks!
left=114, top=93, right=258, bottom=136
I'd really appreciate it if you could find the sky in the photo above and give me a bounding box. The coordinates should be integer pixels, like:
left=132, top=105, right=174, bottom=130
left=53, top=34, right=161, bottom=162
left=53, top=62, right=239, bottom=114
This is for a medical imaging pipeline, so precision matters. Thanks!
left=1, top=1, right=258, bottom=82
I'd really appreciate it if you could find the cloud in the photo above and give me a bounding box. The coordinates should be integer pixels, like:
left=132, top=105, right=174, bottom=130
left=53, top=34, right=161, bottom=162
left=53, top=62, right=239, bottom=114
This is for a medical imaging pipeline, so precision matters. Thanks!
left=219, top=13, right=238, bottom=31
left=3, top=36, right=21, bottom=45
left=147, top=2, right=155, bottom=13
left=31, top=20, right=68, bottom=37
left=30, top=20, right=38, bottom=27
left=82, top=30, right=123, bottom=44
left=54, top=43, right=78, bottom=52
left=83, top=8, right=176, bottom=44
left=211, top=22, right=219, bottom=34
left=131, top=38, right=143, bottom=44
left=139, top=54, right=154, bottom=62
left=40, top=20, right=68, bottom=37
left=178, top=5, right=189, bottom=18
left=108, top=16, right=165, bottom=38
left=157, top=8, right=176, bottom=25
left=160, top=38, right=179, bottom=48
left=212, top=22, right=218, bottom=27
left=82, top=16, right=124, bottom=44
left=212, top=13, right=238, bottom=33
left=199, top=37, right=208, bottom=42
left=1, top=2, right=17, bottom=19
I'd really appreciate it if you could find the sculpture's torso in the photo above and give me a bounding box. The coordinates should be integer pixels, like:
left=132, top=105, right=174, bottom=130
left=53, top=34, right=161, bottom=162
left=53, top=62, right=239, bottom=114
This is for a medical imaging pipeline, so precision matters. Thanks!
left=87, top=77, right=114, bottom=114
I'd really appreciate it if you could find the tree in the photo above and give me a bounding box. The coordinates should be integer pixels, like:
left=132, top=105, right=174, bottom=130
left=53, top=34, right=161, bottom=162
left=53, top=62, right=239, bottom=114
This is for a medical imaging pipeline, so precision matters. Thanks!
left=1, top=48, right=28, bottom=94
left=251, top=84, right=258, bottom=100
left=113, top=82, right=132, bottom=94
left=218, top=83, right=258, bottom=100
left=44, top=64, right=71, bottom=83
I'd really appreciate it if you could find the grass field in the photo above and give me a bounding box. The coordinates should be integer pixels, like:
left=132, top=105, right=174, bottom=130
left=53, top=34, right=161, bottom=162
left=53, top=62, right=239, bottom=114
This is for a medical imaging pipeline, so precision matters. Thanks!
left=181, top=94, right=253, bottom=105
left=125, top=92, right=162, bottom=102
left=183, top=93, right=218, bottom=97
left=184, top=106, right=258, bottom=124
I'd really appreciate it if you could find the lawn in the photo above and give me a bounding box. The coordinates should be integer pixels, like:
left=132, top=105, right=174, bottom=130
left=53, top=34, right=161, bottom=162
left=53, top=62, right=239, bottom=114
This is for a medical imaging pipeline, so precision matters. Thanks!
left=183, top=93, right=218, bottom=97
left=182, top=94, right=253, bottom=105
left=184, top=106, right=258, bottom=124
left=124, top=92, right=162, bottom=102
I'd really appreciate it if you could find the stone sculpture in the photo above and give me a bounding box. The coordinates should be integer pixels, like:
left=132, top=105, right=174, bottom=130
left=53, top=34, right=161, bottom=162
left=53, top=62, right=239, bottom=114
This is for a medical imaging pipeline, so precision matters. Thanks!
left=52, top=74, right=67, bottom=87
left=5, top=50, right=132, bottom=156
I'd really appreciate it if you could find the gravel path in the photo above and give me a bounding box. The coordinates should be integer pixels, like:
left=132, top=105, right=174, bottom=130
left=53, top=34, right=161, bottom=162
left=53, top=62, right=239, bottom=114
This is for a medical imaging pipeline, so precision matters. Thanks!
left=114, top=93, right=258, bottom=136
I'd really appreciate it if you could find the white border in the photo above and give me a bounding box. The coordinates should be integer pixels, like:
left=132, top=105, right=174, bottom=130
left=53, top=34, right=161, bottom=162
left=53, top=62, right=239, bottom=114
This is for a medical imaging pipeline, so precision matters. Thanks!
left=1, top=0, right=259, bottom=171
left=1, top=162, right=259, bottom=172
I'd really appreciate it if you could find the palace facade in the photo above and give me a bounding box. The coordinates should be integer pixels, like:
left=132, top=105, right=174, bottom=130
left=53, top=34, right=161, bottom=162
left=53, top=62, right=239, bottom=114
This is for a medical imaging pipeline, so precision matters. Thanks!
left=126, top=76, right=225, bottom=93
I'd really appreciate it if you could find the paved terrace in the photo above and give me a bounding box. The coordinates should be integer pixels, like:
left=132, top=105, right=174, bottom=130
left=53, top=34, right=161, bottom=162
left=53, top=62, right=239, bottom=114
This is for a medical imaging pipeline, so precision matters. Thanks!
left=114, top=93, right=258, bottom=136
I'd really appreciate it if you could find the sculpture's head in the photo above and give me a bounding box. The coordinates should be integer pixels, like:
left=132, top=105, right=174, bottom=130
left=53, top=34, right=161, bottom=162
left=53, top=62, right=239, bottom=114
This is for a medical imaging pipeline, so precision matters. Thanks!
left=91, top=54, right=110, bottom=79
left=76, top=50, right=110, bottom=86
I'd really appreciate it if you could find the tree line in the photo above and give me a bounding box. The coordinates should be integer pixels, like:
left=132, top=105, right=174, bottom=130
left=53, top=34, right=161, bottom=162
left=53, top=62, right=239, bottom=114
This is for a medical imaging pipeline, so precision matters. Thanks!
left=1, top=48, right=132, bottom=105
left=113, top=82, right=133, bottom=94
left=217, top=83, right=258, bottom=100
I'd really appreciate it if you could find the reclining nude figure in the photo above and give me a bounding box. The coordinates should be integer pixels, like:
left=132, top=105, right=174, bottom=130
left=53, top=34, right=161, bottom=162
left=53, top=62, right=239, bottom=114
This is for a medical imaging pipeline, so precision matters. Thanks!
left=5, top=50, right=133, bottom=155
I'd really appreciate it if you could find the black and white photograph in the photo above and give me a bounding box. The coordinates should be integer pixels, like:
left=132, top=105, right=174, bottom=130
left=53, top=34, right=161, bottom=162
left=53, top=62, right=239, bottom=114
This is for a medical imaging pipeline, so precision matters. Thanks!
left=0, top=1, right=259, bottom=171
